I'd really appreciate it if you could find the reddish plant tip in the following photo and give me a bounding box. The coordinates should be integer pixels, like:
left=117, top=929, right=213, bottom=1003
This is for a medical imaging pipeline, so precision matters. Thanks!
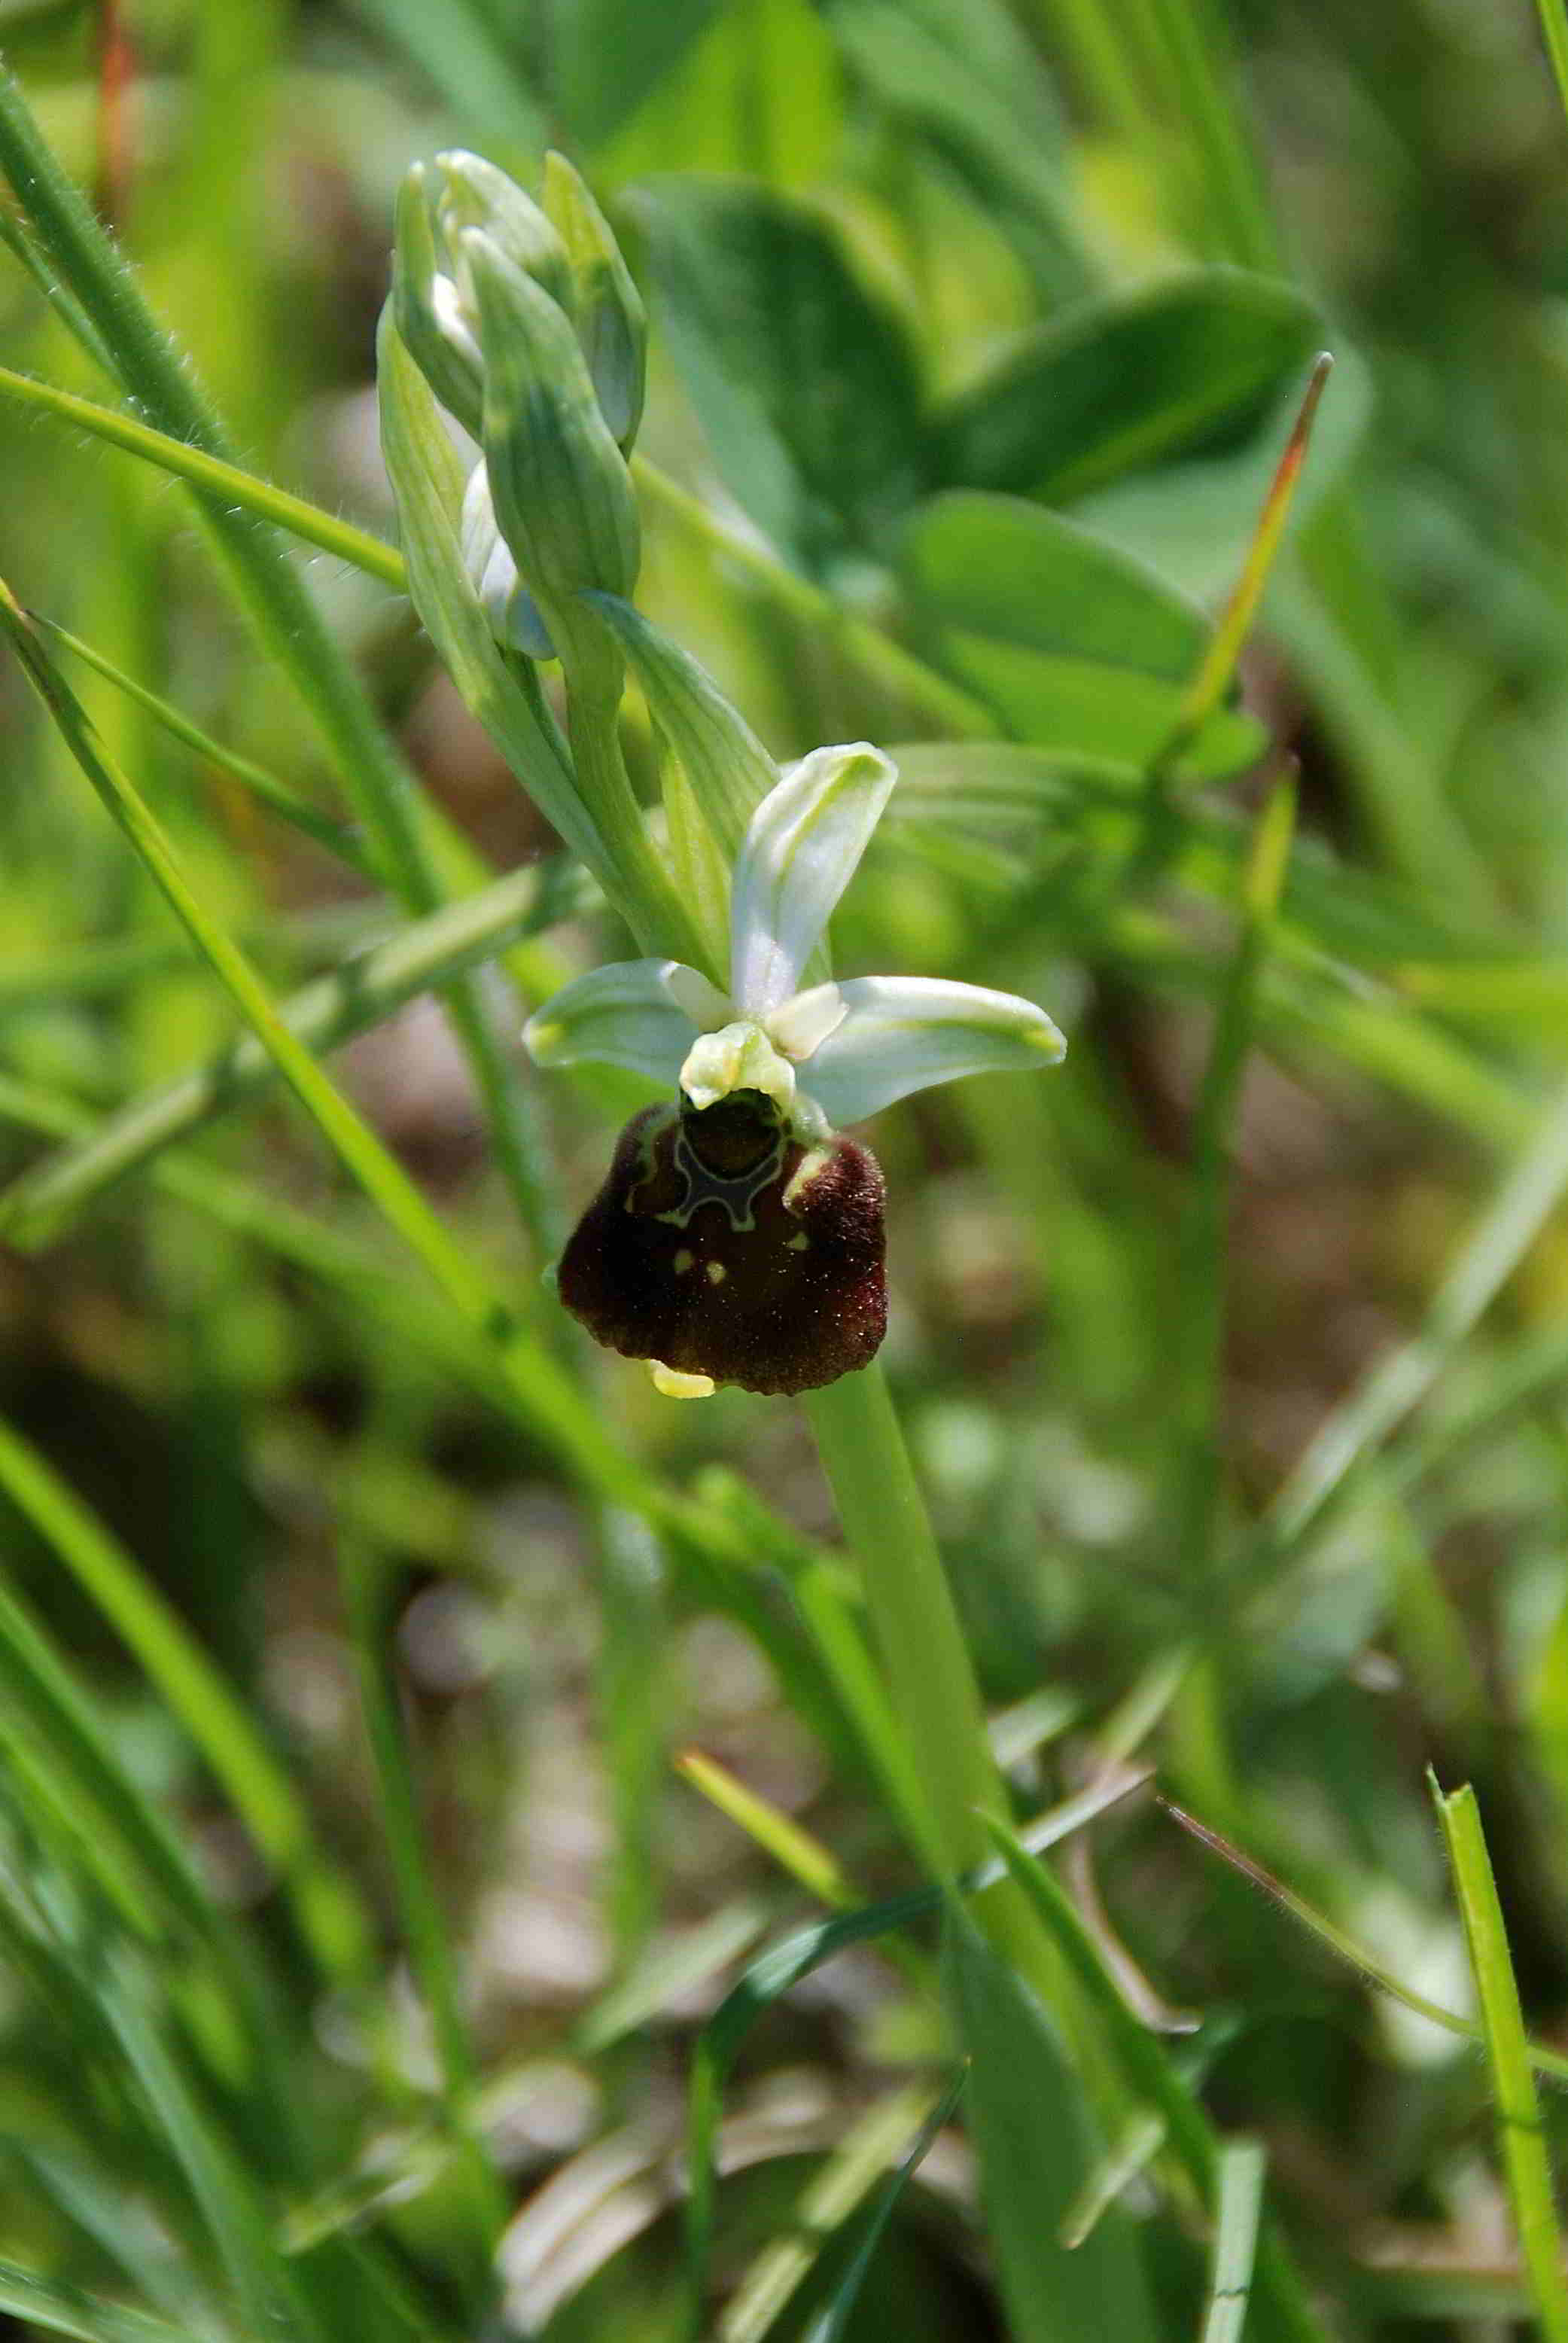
left=556, top=1096, right=887, bottom=1396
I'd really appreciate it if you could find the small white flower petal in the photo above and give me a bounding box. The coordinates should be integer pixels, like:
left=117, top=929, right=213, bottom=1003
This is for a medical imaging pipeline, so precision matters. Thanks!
left=729, top=742, right=897, bottom=1014
left=799, top=976, right=1066, bottom=1128
left=679, top=1019, right=796, bottom=1116
left=763, top=980, right=847, bottom=1062
left=523, top=959, right=703, bottom=1084
left=664, top=963, right=735, bottom=1030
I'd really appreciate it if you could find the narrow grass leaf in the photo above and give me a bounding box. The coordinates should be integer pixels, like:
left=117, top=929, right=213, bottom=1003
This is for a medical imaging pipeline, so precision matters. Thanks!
left=0, top=578, right=639, bottom=1503
left=1148, top=357, right=1332, bottom=786
left=946, top=1910, right=1158, bottom=2343
left=800, top=2069, right=968, bottom=2343
left=983, top=1817, right=1329, bottom=2343
left=35, top=616, right=373, bottom=873
left=0, top=1415, right=369, bottom=1976
left=1061, top=2111, right=1167, bottom=2250
left=1163, top=1798, right=1568, bottom=2088
left=720, top=2083, right=945, bottom=2343
left=1238, top=1072, right=1568, bottom=1594
left=682, top=1772, right=1148, bottom=2329
left=0, top=1576, right=210, bottom=1943
left=1, top=856, right=583, bottom=1247
left=102, top=1954, right=322, bottom=2343
left=1201, top=2140, right=1266, bottom=2343
left=1535, top=0, right=1568, bottom=125
left=0, top=358, right=403, bottom=590
left=0, top=2262, right=230, bottom=2343
left=1430, top=1778, right=1568, bottom=2342
left=675, top=1749, right=855, bottom=1909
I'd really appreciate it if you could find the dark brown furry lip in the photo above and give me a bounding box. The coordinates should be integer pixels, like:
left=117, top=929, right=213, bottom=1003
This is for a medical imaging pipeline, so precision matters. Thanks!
left=556, top=1095, right=887, bottom=1396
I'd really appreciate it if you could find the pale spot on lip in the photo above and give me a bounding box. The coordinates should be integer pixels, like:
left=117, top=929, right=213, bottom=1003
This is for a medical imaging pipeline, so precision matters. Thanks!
left=673, top=1248, right=695, bottom=1274
left=705, top=1260, right=727, bottom=1284
left=785, top=1231, right=810, bottom=1251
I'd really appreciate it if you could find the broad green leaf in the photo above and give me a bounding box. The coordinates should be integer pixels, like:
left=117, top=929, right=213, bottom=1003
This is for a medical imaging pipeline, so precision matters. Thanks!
left=605, top=0, right=842, bottom=188
left=639, top=180, right=927, bottom=574
left=901, top=494, right=1267, bottom=776
left=946, top=1915, right=1157, bottom=2343
left=553, top=0, right=723, bottom=151
left=936, top=274, right=1320, bottom=505
left=823, top=0, right=1088, bottom=300
left=342, top=0, right=543, bottom=148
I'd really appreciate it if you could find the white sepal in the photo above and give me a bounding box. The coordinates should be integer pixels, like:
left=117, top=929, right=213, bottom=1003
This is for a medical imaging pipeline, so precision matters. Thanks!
left=524, top=959, right=710, bottom=1084
left=728, top=744, right=897, bottom=1014
left=799, top=976, right=1067, bottom=1129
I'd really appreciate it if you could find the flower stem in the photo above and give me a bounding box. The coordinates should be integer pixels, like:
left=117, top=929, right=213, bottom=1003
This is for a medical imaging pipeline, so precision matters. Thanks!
left=803, top=1364, right=997, bottom=1875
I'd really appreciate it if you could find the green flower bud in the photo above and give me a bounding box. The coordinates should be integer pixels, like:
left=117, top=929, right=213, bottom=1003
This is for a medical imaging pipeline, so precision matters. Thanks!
left=430, top=149, right=574, bottom=319
left=541, top=151, right=646, bottom=452
left=391, top=151, right=573, bottom=446
left=391, top=166, right=485, bottom=440
left=465, top=227, right=641, bottom=670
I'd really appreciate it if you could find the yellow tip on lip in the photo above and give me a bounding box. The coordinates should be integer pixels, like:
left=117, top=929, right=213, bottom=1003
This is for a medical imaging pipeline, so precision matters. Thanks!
left=649, top=1360, right=716, bottom=1400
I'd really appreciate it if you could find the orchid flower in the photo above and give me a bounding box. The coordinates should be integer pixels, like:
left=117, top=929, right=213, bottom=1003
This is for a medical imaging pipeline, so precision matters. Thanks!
left=525, top=742, right=1065, bottom=1397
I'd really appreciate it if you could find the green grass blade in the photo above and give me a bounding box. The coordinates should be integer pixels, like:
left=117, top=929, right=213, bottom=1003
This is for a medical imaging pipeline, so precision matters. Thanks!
left=800, top=2070, right=968, bottom=2343
left=1430, top=1778, right=1568, bottom=2342
left=1200, top=2140, right=1266, bottom=2343
left=682, top=1772, right=1147, bottom=2332
left=0, top=2261, right=234, bottom=2343
left=721, top=2083, right=945, bottom=2343
left=1237, top=1072, right=1568, bottom=1594
left=982, top=1817, right=1329, bottom=2343
left=339, top=1534, right=507, bottom=2261
left=0, top=1412, right=370, bottom=1977
left=0, top=68, right=558, bottom=1262
left=0, top=358, right=403, bottom=591
left=0, top=856, right=582, bottom=1248
left=101, top=1954, right=323, bottom=2343
left=35, top=615, right=374, bottom=873
left=1535, top=0, right=1568, bottom=124
left=946, top=1909, right=1158, bottom=2343
left=0, top=1576, right=210, bottom=1942
left=1163, top=1798, right=1568, bottom=2089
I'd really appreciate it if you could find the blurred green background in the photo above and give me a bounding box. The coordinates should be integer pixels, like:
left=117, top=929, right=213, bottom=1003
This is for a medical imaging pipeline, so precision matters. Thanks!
left=6, top=1, right=1568, bottom=2337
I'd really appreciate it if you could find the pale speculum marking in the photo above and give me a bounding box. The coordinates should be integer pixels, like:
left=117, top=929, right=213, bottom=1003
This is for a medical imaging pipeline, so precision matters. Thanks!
left=653, top=1118, right=787, bottom=1234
